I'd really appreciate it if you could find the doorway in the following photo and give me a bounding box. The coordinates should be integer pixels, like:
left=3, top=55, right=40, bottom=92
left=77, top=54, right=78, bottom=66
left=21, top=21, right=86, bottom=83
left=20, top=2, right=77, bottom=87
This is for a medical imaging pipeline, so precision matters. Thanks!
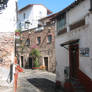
left=44, top=57, right=48, bottom=71
left=29, top=57, right=33, bottom=69
left=69, top=44, right=79, bottom=79
left=21, top=56, right=24, bottom=67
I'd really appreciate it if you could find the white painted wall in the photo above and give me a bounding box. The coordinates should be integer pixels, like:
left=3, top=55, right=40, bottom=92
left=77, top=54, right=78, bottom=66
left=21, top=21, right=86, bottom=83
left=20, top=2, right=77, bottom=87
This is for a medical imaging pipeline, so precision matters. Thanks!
left=55, top=0, right=92, bottom=84
left=0, top=0, right=17, bottom=86
left=0, top=0, right=17, bottom=32
left=18, top=4, right=48, bottom=31
left=68, top=0, right=90, bottom=25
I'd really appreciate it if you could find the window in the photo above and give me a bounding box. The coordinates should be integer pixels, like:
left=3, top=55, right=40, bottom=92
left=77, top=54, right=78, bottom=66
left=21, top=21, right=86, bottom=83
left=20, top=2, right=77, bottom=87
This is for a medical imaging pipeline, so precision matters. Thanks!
left=39, top=11, right=42, bottom=14
left=23, top=13, right=26, bottom=19
left=47, top=35, right=52, bottom=44
left=0, top=0, right=8, bottom=11
left=0, top=58, right=3, bottom=63
left=19, top=23, right=21, bottom=29
left=37, top=37, right=41, bottom=45
left=48, top=29, right=51, bottom=33
left=25, top=38, right=30, bottom=47
left=25, top=22, right=29, bottom=29
left=38, top=24, right=42, bottom=28
left=57, top=14, right=66, bottom=32
left=46, top=22, right=50, bottom=25
left=25, top=21, right=30, bottom=29
left=90, top=0, right=92, bottom=11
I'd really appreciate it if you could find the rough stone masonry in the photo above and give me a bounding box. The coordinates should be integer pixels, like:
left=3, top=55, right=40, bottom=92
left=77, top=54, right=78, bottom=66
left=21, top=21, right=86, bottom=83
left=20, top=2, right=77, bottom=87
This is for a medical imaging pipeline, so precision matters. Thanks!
left=0, top=32, right=15, bottom=86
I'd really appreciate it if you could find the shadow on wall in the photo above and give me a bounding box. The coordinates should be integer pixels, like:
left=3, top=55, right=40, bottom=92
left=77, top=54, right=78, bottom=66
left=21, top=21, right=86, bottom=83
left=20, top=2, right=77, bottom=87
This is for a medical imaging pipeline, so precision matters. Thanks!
left=27, top=78, right=55, bottom=92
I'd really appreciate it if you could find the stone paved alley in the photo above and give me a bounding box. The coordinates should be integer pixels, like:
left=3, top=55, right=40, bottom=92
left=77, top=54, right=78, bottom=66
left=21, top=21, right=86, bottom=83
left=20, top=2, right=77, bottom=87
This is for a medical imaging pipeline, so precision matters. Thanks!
left=0, top=69, right=64, bottom=92
left=17, top=69, right=63, bottom=92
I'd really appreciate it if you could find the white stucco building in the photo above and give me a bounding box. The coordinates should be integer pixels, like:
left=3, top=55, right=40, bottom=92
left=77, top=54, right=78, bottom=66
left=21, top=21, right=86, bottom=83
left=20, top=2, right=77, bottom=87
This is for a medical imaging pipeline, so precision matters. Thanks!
left=0, top=0, right=17, bottom=32
left=0, top=0, right=17, bottom=86
left=54, top=0, right=92, bottom=91
left=18, top=4, right=52, bottom=31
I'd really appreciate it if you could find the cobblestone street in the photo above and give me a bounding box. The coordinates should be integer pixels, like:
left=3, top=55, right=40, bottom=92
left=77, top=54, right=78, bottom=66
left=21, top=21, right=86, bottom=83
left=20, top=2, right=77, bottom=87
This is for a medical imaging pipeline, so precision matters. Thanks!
left=0, top=87, right=13, bottom=92
left=17, top=69, right=63, bottom=92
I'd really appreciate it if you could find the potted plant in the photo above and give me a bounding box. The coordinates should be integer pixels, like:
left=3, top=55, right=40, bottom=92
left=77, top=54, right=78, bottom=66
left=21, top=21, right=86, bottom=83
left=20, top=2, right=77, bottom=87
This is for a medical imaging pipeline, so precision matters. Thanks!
left=15, top=29, right=21, bottom=36
left=29, top=48, right=40, bottom=69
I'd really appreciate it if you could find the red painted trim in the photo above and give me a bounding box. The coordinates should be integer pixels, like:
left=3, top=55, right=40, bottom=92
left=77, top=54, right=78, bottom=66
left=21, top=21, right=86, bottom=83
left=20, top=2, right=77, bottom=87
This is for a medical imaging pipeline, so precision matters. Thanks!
left=77, top=69, right=92, bottom=92
left=64, top=81, right=74, bottom=92
left=55, top=80, right=62, bottom=89
left=32, top=67, right=40, bottom=69
left=56, top=80, right=61, bottom=86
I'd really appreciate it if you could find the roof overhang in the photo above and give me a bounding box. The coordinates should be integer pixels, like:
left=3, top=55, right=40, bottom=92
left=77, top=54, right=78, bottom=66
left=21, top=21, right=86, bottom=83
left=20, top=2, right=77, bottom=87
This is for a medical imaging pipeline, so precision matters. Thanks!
left=51, top=0, right=84, bottom=20
left=60, top=39, right=80, bottom=47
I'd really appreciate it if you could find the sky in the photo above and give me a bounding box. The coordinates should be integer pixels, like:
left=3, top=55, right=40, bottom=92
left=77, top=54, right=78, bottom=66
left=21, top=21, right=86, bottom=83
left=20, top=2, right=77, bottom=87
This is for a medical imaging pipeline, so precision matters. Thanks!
left=18, top=0, right=75, bottom=13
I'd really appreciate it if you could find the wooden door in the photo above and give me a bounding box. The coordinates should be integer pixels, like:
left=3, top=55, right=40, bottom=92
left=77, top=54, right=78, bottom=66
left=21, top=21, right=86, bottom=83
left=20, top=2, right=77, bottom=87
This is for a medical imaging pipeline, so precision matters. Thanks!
left=69, top=44, right=79, bottom=79
left=29, top=57, right=32, bottom=69
left=21, top=56, right=23, bottom=67
left=44, top=57, right=48, bottom=71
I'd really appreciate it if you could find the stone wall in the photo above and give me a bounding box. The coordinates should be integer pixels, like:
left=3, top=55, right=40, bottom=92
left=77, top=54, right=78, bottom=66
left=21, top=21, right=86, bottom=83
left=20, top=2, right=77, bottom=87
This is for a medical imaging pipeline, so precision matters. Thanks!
left=0, top=32, right=14, bottom=86
left=17, top=24, right=56, bottom=72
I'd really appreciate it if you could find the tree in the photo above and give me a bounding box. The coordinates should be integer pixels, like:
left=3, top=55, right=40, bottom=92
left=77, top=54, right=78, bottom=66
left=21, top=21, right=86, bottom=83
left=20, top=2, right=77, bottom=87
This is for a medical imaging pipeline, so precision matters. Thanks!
left=29, top=48, right=40, bottom=67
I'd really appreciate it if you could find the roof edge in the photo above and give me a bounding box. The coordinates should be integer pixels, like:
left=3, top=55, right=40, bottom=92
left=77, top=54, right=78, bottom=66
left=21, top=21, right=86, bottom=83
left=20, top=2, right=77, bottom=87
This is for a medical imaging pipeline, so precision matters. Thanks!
left=18, top=4, right=52, bottom=15
left=52, top=0, right=85, bottom=19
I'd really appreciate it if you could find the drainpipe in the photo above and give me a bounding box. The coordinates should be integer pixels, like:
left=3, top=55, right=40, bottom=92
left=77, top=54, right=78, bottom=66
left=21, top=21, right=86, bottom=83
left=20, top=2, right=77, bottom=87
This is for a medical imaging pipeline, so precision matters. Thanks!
left=90, top=0, right=92, bottom=11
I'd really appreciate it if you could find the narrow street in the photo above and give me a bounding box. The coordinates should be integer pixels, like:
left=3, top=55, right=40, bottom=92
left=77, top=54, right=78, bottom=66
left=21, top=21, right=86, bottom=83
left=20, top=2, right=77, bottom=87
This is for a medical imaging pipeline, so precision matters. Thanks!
left=0, top=87, right=13, bottom=92
left=17, top=69, right=63, bottom=92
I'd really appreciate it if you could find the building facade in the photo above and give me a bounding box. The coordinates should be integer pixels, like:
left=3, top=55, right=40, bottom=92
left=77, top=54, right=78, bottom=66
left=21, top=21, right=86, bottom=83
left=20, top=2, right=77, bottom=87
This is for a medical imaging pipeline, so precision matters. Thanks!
left=17, top=15, right=56, bottom=72
left=18, top=4, right=52, bottom=31
left=54, top=0, right=92, bottom=91
left=0, top=0, right=17, bottom=86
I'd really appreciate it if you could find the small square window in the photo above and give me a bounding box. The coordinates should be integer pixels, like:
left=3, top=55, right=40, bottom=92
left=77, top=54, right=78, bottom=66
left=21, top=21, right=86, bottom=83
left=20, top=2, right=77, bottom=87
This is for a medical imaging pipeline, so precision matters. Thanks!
left=47, top=35, right=52, bottom=44
left=25, top=38, right=30, bottom=47
left=23, top=13, right=26, bottom=19
left=19, top=23, right=21, bottom=29
left=37, top=37, right=41, bottom=45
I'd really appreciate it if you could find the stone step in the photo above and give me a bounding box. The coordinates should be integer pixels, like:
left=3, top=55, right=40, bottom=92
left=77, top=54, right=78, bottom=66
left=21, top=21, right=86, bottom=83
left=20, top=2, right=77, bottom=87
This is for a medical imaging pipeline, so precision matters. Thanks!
left=70, top=79, right=85, bottom=92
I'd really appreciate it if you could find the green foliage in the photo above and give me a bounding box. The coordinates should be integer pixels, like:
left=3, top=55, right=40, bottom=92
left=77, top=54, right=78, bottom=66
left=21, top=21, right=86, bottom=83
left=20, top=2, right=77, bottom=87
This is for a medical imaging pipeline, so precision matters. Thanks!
left=34, top=58, right=39, bottom=67
left=29, top=48, right=40, bottom=67
left=29, top=48, right=40, bottom=59
left=15, top=29, right=21, bottom=33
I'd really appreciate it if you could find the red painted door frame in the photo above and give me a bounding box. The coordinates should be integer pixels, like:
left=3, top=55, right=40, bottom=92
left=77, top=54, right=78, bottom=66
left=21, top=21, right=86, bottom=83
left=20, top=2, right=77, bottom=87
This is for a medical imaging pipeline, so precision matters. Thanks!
left=69, top=44, right=79, bottom=79
left=69, top=44, right=92, bottom=92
